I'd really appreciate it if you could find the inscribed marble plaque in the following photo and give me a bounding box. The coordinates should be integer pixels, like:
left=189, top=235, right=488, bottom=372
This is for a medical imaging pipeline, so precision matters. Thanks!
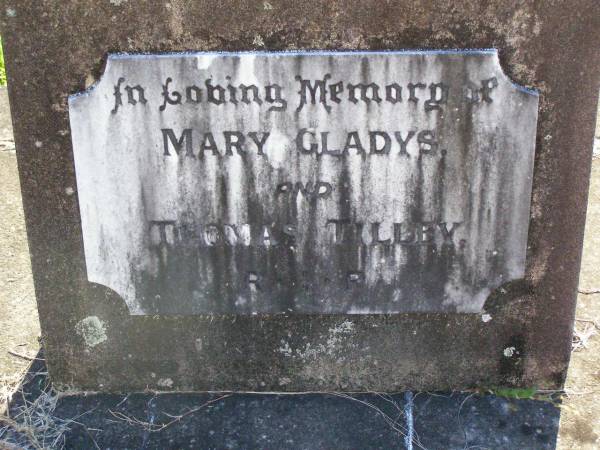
left=68, top=50, right=538, bottom=315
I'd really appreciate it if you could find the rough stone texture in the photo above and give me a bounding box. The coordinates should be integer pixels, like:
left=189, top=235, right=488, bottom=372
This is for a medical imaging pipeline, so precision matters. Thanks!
left=69, top=51, right=538, bottom=315
left=0, top=1, right=598, bottom=392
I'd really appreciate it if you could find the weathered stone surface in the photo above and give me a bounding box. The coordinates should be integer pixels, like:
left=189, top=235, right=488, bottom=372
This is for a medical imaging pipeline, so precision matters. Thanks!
left=1, top=1, right=598, bottom=392
left=69, top=51, right=537, bottom=315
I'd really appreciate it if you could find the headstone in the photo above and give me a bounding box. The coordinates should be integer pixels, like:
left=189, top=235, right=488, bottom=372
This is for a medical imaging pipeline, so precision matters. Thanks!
left=1, top=2, right=598, bottom=392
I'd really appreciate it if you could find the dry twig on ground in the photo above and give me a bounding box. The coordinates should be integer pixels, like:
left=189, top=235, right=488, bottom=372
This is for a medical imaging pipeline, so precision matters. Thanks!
left=578, top=288, right=600, bottom=295
left=108, top=394, right=232, bottom=433
left=0, top=359, right=84, bottom=450
left=572, top=320, right=598, bottom=351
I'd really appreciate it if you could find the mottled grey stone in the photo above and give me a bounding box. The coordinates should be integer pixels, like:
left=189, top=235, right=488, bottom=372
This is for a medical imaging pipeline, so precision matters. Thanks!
left=1, top=1, right=598, bottom=392
left=69, top=51, right=537, bottom=315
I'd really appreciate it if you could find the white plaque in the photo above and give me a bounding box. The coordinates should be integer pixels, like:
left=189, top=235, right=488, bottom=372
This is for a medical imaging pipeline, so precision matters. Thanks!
left=69, top=50, right=538, bottom=315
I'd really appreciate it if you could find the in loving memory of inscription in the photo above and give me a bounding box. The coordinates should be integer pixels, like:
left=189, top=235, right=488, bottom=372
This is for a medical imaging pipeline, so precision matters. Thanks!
left=69, top=51, right=539, bottom=315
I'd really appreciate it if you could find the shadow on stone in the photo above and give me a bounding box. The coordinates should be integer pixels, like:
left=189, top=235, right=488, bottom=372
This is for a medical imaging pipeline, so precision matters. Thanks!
left=2, top=351, right=561, bottom=449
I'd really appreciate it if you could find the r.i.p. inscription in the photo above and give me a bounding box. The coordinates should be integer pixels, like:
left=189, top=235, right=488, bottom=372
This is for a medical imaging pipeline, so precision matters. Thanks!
left=69, top=50, right=538, bottom=315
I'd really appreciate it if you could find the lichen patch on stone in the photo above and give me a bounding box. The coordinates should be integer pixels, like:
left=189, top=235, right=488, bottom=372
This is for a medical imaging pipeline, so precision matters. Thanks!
left=278, top=320, right=356, bottom=360
left=157, top=377, right=174, bottom=388
left=75, top=316, right=107, bottom=348
left=503, top=346, right=516, bottom=357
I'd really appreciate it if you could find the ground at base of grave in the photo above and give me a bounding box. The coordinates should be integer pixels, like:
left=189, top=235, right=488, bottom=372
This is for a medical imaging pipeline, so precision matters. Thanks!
left=0, top=357, right=565, bottom=449
left=0, top=87, right=599, bottom=449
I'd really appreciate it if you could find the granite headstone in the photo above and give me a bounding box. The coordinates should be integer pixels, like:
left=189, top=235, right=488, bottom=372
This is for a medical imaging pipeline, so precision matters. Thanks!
left=1, top=1, right=598, bottom=392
